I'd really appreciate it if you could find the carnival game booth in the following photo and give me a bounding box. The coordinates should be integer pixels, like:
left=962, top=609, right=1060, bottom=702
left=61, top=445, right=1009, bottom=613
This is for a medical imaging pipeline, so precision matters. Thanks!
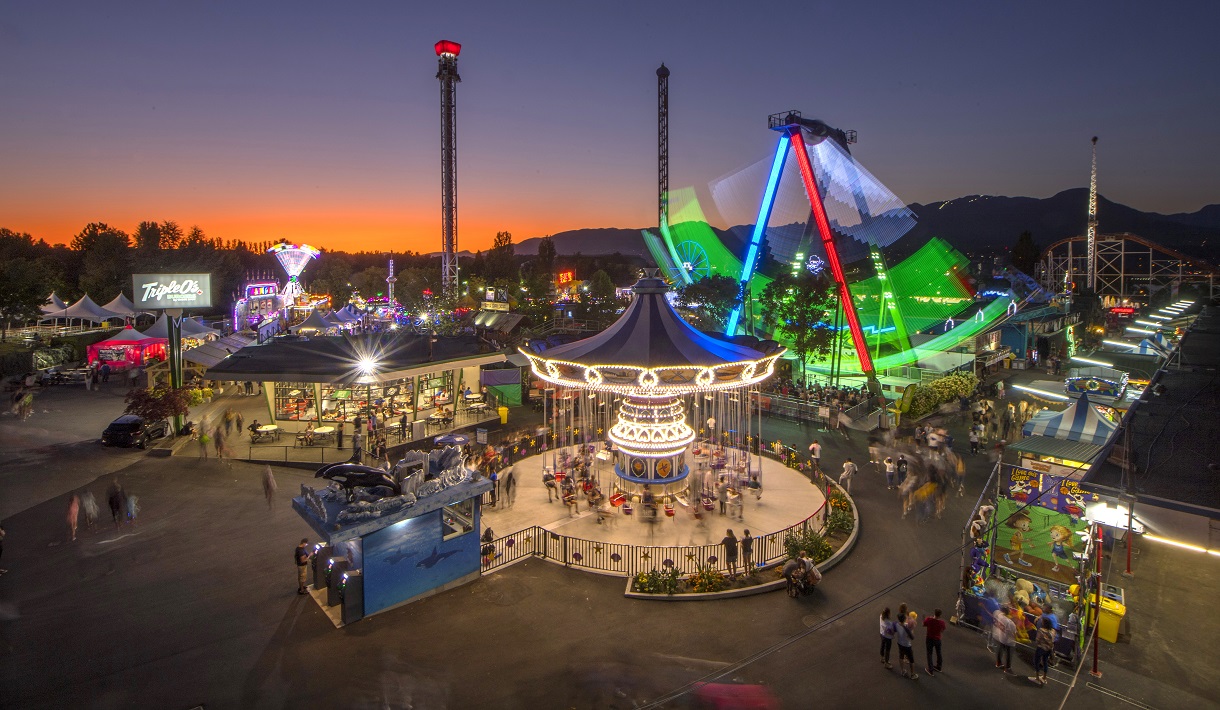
left=292, top=452, right=491, bottom=625
left=522, top=270, right=784, bottom=507
left=86, top=326, right=167, bottom=371
left=142, top=313, right=221, bottom=349
left=959, top=464, right=1106, bottom=663
left=1014, top=392, right=1119, bottom=479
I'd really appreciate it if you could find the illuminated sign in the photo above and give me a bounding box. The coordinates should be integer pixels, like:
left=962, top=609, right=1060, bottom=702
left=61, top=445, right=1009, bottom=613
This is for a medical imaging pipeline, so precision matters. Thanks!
left=557, top=270, right=575, bottom=285
left=1109, top=307, right=1135, bottom=315
left=246, top=283, right=278, bottom=298
left=133, top=273, right=212, bottom=309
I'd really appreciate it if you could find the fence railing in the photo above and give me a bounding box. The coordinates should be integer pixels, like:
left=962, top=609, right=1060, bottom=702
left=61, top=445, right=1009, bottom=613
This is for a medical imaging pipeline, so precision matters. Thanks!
left=480, top=491, right=829, bottom=578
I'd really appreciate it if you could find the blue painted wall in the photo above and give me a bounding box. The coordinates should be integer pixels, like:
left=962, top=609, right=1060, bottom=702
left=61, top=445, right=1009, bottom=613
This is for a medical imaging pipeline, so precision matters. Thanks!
left=361, top=507, right=479, bottom=615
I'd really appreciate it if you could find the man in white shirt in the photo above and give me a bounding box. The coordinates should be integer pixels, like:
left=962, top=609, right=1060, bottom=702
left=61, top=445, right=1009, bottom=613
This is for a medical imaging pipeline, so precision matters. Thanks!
left=808, top=440, right=822, bottom=470
left=839, top=458, right=858, bottom=494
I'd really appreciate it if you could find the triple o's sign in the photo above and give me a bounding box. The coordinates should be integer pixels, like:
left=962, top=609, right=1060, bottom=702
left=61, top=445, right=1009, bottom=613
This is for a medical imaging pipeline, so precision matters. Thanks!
left=132, top=273, right=213, bottom=309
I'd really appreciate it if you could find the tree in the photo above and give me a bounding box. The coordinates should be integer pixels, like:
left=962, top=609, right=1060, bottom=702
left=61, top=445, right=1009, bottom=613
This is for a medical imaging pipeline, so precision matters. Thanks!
left=133, top=221, right=163, bottom=252
left=74, top=224, right=131, bottom=299
left=535, top=236, right=557, bottom=276
left=124, top=384, right=191, bottom=423
left=674, top=274, right=741, bottom=331
left=351, top=265, right=389, bottom=299
left=1010, top=231, right=1040, bottom=275
left=579, top=270, right=620, bottom=326
left=0, top=258, right=51, bottom=340
left=308, top=254, right=355, bottom=301
left=160, top=221, right=184, bottom=250
left=759, top=270, right=836, bottom=377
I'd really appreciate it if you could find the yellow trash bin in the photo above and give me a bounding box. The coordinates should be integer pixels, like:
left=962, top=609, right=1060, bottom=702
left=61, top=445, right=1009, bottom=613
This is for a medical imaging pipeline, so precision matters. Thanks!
left=1088, top=595, right=1126, bottom=642
left=498, top=406, right=509, bottom=424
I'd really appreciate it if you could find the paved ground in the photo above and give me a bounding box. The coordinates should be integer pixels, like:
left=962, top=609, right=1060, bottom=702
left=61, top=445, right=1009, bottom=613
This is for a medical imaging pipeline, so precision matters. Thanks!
left=0, top=367, right=1216, bottom=709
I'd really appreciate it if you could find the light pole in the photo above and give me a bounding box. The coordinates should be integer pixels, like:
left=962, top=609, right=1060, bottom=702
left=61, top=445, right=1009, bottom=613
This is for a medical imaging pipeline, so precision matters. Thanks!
left=358, top=357, right=378, bottom=463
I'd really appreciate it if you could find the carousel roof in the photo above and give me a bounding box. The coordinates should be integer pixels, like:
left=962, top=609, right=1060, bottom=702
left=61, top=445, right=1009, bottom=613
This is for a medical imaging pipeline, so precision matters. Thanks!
left=529, top=273, right=779, bottom=368
left=523, top=271, right=784, bottom=395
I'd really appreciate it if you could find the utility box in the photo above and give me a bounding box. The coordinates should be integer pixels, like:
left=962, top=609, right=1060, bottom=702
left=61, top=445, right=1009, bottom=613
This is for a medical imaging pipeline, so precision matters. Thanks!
left=326, top=558, right=349, bottom=607
left=340, top=570, right=364, bottom=625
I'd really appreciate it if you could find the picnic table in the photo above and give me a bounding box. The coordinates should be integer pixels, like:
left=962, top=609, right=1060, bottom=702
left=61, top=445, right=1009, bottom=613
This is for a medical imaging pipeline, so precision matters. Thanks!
left=251, top=424, right=280, bottom=443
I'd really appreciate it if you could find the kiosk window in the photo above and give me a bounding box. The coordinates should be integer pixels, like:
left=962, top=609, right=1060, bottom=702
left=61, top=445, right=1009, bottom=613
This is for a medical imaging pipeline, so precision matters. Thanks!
left=441, top=500, right=474, bottom=541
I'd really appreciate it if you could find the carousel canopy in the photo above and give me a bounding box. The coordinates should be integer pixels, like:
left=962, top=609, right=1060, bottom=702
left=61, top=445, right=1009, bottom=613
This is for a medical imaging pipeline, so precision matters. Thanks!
left=290, top=310, right=337, bottom=334
left=1021, top=392, right=1118, bottom=447
left=41, top=294, right=122, bottom=323
left=523, top=271, right=784, bottom=395
left=40, top=292, right=67, bottom=314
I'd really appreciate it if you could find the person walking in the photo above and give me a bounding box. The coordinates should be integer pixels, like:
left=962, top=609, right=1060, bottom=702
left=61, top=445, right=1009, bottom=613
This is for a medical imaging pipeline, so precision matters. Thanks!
left=503, top=465, right=517, bottom=507
left=197, top=428, right=210, bottom=459
left=923, top=608, right=946, bottom=676
left=721, top=529, right=739, bottom=577
left=235, top=411, right=244, bottom=434
left=66, top=494, right=80, bottom=542
left=895, top=608, right=918, bottom=679
left=884, top=457, right=896, bottom=489
left=717, top=478, right=729, bottom=515
left=839, top=458, right=858, bottom=494
left=107, top=480, right=126, bottom=529
left=740, top=529, right=754, bottom=573
left=808, top=440, right=822, bottom=472
left=969, top=428, right=980, bottom=455
left=295, top=538, right=311, bottom=595
left=1030, top=617, right=1056, bottom=685
left=879, top=607, right=896, bottom=669
left=80, top=490, right=99, bottom=530
left=213, top=427, right=225, bottom=460
left=0, top=524, right=6, bottom=574
left=125, top=493, right=140, bottom=525
left=223, top=409, right=234, bottom=437
left=993, top=605, right=1017, bottom=673
left=351, top=429, right=363, bottom=464
left=263, top=466, right=277, bottom=510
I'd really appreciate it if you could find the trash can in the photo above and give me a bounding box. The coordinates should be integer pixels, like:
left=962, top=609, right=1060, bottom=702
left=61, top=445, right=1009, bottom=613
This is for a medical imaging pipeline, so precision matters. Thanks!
left=1089, top=594, right=1126, bottom=642
left=498, top=406, right=509, bottom=424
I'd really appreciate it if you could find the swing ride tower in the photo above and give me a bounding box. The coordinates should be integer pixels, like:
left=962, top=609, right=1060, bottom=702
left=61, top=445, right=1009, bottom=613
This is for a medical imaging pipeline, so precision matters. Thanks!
left=522, top=270, right=784, bottom=500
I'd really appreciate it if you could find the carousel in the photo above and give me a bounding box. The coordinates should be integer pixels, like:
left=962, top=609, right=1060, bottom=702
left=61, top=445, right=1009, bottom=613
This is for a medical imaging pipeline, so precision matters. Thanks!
left=521, top=270, right=785, bottom=507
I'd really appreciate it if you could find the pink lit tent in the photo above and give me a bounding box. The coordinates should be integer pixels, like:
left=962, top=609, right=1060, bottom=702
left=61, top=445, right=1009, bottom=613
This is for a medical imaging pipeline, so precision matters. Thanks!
left=86, top=327, right=168, bottom=371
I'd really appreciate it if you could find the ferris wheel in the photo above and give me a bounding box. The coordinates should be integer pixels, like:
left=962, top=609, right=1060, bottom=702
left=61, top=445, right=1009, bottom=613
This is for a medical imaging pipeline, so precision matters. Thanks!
left=675, top=241, right=711, bottom=280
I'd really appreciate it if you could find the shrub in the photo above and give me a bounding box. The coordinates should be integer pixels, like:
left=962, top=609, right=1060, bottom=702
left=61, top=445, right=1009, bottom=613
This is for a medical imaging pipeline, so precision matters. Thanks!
left=687, top=565, right=728, bottom=593
left=632, top=567, right=680, bottom=595
left=125, top=384, right=191, bottom=422
left=907, top=372, right=979, bottom=420
left=826, top=508, right=854, bottom=536
left=784, top=528, right=833, bottom=564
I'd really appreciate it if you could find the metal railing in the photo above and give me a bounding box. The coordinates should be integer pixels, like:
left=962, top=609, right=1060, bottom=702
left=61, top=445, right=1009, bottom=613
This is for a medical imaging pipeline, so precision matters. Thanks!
left=480, top=487, right=829, bottom=578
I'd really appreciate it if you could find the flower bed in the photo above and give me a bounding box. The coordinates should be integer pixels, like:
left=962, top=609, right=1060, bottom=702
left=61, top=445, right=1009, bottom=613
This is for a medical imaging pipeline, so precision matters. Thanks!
left=625, top=481, right=859, bottom=600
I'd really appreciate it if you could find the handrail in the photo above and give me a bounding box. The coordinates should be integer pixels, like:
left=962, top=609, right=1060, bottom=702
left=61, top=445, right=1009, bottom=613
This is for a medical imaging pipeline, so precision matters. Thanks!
left=480, top=461, right=831, bottom=578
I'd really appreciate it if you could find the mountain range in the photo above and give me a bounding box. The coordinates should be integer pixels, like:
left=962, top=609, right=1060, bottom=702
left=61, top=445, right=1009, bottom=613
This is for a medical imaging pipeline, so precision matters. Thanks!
left=512, top=189, right=1218, bottom=264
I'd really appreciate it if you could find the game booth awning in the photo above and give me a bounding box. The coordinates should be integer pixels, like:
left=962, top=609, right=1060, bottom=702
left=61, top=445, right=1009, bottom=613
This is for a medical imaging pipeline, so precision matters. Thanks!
left=86, top=327, right=168, bottom=371
left=1021, top=392, right=1118, bottom=447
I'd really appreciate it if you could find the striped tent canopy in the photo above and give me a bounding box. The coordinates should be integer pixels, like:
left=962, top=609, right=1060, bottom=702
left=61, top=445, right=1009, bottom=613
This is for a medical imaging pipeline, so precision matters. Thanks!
left=1021, top=392, right=1118, bottom=447
left=1137, top=338, right=1169, bottom=357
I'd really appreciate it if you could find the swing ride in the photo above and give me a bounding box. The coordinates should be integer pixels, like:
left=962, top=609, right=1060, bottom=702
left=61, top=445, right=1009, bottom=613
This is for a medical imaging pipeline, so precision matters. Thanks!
left=522, top=270, right=784, bottom=504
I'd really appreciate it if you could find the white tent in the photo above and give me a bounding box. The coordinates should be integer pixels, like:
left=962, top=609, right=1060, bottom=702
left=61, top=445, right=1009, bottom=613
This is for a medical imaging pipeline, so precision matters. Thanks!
left=101, top=292, right=149, bottom=319
left=290, top=310, right=337, bottom=334
left=40, top=294, right=122, bottom=323
left=141, top=314, right=220, bottom=340
left=40, top=292, right=67, bottom=314
left=1021, top=392, right=1118, bottom=446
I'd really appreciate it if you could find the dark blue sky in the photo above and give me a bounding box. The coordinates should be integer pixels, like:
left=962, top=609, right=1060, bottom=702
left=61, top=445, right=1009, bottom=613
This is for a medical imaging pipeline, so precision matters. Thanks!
left=2, top=1, right=1216, bottom=252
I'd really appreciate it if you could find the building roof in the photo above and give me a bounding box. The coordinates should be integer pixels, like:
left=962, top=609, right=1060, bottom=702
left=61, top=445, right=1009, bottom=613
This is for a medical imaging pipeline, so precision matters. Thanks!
left=1086, top=304, right=1220, bottom=512
left=204, top=332, right=505, bottom=384
left=182, top=333, right=257, bottom=368
left=473, top=311, right=525, bottom=333
left=528, top=273, right=780, bottom=368
left=93, top=326, right=160, bottom=345
left=1008, top=436, right=1102, bottom=463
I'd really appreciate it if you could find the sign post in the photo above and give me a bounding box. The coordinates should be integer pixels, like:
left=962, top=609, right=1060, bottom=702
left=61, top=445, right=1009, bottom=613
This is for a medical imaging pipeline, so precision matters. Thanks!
left=133, top=274, right=213, bottom=434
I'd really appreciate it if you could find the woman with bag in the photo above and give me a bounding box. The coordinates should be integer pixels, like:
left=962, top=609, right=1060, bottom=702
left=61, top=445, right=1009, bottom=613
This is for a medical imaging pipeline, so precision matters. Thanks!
left=895, top=609, right=918, bottom=679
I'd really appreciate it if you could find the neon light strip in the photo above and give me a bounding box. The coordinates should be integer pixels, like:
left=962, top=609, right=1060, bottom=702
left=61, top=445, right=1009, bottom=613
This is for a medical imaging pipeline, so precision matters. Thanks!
left=1071, top=356, right=1114, bottom=368
left=725, top=136, right=788, bottom=335
left=1134, top=319, right=1160, bottom=327
left=1102, top=339, right=1140, bottom=349
left=1144, top=533, right=1220, bottom=557
left=1148, top=314, right=1170, bottom=320
left=788, top=131, right=875, bottom=374
left=1126, top=327, right=1156, bottom=335
left=1012, top=384, right=1069, bottom=401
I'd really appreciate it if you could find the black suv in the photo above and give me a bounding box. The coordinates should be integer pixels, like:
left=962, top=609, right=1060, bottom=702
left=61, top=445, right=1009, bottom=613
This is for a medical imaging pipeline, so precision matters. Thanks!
left=102, top=415, right=169, bottom=449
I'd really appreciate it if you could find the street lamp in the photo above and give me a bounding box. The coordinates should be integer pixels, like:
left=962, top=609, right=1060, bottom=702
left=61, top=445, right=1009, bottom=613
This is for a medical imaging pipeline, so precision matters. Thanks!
left=357, top=357, right=379, bottom=461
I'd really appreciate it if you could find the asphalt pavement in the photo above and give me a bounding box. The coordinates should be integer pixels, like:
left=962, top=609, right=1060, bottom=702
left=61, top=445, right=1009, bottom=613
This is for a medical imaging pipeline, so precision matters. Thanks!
left=0, top=369, right=1215, bottom=709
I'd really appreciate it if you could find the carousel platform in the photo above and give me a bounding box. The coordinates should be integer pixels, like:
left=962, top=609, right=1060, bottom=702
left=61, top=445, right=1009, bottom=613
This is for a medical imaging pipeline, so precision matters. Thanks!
left=481, top=451, right=826, bottom=548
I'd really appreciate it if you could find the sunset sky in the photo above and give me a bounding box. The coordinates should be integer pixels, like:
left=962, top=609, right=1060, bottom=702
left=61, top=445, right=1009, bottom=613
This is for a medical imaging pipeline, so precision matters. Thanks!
left=3, top=2, right=1217, bottom=254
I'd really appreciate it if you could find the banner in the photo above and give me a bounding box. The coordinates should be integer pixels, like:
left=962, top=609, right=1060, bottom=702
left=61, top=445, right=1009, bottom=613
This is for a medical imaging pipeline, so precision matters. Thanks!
left=132, top=273, right=213, bottom=309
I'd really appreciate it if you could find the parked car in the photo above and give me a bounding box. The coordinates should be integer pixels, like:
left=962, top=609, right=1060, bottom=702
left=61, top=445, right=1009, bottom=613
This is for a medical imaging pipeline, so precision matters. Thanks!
left=101, top=415, right=168, bottom=449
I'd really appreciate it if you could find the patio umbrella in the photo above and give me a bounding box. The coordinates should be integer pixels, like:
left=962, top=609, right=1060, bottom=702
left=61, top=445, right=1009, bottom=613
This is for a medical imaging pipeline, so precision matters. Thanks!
left=434, top=434, right=469, bottom=446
